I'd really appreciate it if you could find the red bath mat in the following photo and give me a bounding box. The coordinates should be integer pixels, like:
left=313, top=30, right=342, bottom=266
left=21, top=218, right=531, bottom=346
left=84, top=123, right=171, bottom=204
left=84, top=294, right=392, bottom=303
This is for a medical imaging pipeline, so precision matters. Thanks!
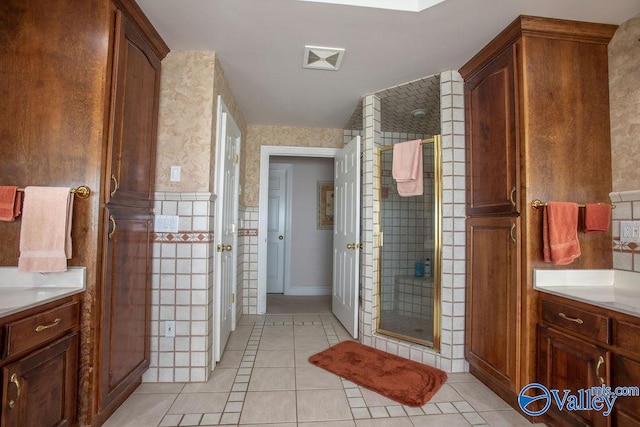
left=309, top=340, right=447, bottom=407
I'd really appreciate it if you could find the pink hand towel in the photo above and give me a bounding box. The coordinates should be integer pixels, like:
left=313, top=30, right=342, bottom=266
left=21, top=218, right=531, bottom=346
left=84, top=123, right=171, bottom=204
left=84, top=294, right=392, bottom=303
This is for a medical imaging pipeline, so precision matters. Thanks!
left=392, top=139, right=423, bottom=197
left=543, top=201, right=581, bottom=265
left=583, top=203, right=611, bottom=233
left=18, top=187, right=74, bottom=272
left=0, top=186, right=22, bottom=221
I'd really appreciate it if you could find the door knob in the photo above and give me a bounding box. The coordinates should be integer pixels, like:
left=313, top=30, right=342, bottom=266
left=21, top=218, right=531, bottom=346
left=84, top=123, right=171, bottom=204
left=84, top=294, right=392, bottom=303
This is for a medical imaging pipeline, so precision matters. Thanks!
left=346, top=243, right=356, bottom=250
left=279, top=235, right=284, bottom=240
left=217, top=244, right=233, bottom=252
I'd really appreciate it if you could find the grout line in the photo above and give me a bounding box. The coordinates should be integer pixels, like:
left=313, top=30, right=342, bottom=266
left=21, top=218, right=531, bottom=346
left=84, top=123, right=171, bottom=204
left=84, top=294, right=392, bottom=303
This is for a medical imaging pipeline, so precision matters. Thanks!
left=147, top=312, right=514, bottom=426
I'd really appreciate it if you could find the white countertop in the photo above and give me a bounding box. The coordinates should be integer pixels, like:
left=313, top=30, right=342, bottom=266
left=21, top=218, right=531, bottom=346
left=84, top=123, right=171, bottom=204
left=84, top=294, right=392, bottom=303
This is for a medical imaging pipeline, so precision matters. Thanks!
left=0, top=267, right=85, bottom=318
left=534, top=269, right=640, bottom=317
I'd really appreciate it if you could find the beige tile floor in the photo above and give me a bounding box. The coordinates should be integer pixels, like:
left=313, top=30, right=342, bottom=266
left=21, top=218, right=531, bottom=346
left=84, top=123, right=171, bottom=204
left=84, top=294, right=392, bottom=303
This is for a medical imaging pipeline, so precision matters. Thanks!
left=104, top=306, right=544, bottom=426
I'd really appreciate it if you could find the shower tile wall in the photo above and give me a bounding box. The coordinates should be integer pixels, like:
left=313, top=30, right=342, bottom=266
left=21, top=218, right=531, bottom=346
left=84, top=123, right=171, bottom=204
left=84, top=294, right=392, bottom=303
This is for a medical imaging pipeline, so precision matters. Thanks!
left=357, top=70, right=467, bottom=373
left=145, top=192, right=216, bottom=383
left=379, top=133, right=434, bottom=320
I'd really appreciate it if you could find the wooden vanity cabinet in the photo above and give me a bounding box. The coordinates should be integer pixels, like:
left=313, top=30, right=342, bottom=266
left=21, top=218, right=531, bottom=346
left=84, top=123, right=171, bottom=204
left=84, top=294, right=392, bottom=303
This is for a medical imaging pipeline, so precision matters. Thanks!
left=612, top=356, right=640, bottom=427
left=537, top=293, right=640, bottom=426
left=460, top=15, right=616, bottom=411
left=0, top=296, right=81, bottom=427
left=611, top=320, right=640, bottom=426
left=0, top=1, right=168, bottom=424
left=537, top=325, right=611, bottom=427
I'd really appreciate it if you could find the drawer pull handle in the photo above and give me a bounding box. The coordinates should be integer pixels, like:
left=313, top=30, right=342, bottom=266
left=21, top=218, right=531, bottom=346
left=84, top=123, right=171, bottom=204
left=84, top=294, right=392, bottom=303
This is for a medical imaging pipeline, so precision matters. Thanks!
left=8, top=373, right=21, bottom=409
left=108, top=215, right=117, bottom=239
left=596, top=355, right=605, bottom=385
left=510, top=186, right=517, bottom=207
left=110, top=174, right=119, bottom=197
left=558, top=312, right=584, bottom=324
left=35, top=317, right=61, bottom=332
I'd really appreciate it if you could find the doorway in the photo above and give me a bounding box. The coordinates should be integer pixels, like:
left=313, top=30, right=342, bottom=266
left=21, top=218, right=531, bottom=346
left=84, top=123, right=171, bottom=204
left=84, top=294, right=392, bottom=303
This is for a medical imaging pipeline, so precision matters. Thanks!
left=266, top=163, right=292, bottom=294
left=257, top=140, right=361, bottom=337
left=267, top=156, right=334, bottom=298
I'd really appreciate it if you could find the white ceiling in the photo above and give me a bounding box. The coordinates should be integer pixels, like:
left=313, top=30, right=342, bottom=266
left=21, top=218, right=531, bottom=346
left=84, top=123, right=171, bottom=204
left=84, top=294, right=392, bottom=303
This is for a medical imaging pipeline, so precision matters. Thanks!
left=137, top=0, right=640, bottom=129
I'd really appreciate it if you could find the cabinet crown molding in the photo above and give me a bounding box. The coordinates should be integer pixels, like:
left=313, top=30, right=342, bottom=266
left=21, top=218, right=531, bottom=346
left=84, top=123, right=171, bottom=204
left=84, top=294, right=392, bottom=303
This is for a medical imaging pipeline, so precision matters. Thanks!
left=459, top=15, right=618, bottom=80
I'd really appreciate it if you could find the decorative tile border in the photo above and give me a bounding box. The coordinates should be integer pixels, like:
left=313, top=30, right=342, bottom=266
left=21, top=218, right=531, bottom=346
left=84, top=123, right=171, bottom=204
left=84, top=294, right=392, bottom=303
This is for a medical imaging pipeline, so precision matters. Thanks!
left=613, top=240, right=640, bottom=252
left=153, top=231, right=214, bottom=243
left=609, top=190, right=640, bottom=271
left=238, top=228, right=258, bottom=237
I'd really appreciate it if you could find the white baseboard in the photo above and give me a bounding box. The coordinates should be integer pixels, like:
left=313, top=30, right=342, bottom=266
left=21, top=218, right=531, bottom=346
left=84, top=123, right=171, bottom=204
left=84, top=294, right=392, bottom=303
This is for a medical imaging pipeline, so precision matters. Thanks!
left=285, top=285, right=331, bottom=296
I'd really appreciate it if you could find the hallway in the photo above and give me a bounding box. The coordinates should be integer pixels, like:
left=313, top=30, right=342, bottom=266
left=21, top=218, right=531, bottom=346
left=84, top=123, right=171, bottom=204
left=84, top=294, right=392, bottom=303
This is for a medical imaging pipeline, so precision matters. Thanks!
left=104, top=312, right=542, bottom=426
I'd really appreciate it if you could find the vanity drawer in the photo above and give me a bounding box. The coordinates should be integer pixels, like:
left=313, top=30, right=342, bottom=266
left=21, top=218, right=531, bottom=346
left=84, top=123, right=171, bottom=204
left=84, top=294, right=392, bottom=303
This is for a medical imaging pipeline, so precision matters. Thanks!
left=541, top=298, right=611, bottom=344
left=614, top=319, right=640, bottom=354
left=3, top=300, right=79, bottom=358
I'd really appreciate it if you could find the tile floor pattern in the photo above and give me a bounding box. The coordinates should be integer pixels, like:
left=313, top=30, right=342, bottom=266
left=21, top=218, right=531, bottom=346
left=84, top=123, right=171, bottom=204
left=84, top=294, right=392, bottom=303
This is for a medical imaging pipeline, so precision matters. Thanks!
left=104, top=313, right=545, bottom=426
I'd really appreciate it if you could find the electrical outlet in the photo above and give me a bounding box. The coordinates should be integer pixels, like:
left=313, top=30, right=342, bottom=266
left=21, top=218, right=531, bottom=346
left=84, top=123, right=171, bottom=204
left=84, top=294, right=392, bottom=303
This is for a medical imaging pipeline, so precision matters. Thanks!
left=164, top=320, right=175, bottom=338
left=620, top=221, right=640, bottom=243
left=154, top=215, right=179, bottom=233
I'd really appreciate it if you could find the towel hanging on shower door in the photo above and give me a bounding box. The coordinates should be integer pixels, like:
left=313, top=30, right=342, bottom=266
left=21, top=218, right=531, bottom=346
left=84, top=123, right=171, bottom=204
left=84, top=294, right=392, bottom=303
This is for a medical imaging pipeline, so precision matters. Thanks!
left=392, top=139, right=423, bottom=197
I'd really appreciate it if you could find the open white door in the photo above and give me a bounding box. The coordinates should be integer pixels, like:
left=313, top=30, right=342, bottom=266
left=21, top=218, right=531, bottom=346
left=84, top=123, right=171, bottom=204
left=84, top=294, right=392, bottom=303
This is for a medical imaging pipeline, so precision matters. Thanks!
left=333, top=136, right=361, bottom=338
left=214, top=97, right=241, bottom=362
left=266, top=164, right=290, bottom=294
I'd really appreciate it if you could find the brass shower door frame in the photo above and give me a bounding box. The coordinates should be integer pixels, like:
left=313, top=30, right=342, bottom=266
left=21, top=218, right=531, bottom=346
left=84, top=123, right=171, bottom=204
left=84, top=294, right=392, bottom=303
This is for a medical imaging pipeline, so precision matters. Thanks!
left=375, top=134, right=442, bottom=350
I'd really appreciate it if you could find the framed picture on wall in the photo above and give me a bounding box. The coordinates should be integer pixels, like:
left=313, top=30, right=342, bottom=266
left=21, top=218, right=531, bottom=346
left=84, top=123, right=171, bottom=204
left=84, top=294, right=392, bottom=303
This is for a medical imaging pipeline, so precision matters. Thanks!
left=317, top=181, right=334, bottom=229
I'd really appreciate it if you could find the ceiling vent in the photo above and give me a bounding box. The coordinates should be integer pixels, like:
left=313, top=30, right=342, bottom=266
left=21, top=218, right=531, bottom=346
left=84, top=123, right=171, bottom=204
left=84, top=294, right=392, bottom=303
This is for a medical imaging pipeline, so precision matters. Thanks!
left=303, top=45, right=345, bottom=71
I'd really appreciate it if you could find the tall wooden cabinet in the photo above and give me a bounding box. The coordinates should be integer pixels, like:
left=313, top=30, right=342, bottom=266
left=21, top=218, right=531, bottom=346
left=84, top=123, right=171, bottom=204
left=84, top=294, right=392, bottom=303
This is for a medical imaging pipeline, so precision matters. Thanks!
left=97, top=2, right=162, bottom=421
left=460, top=16, right=616, bottom=409
left=0, top=0, right=168, bottom=425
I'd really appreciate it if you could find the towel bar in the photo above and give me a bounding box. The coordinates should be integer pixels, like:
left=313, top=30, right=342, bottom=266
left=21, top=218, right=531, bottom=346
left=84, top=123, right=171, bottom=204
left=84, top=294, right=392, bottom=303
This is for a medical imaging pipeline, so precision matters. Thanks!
left=531, top=199, right=615, bottom=210
left=378, top=136, right=439, bottom=152
left=16, top=185, right=91, bottom=199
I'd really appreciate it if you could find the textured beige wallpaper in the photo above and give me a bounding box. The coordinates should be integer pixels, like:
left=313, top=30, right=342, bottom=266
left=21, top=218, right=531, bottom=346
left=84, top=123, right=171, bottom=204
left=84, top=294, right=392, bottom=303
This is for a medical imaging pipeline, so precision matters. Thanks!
left=155, top=51, right=216, bottom=192
left=155, top=51, right=246, bottom=193
left=241, top=125, right=344, bottom=206
left=610, top=13, right=640, bottom=192
left=211, top=56, right=247, bottom=193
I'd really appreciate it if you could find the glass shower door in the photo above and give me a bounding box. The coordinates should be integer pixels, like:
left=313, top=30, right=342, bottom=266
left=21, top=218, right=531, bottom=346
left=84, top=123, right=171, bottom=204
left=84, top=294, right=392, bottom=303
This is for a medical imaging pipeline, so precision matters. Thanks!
left=377, top=135, right=441, bottom=348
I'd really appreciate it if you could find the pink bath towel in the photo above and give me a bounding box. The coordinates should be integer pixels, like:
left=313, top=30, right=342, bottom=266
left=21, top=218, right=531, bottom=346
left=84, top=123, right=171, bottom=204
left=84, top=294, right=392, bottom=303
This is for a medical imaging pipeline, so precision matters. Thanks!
left=18, top=186, right=74, bottom=272
left=0, top=186, right=22, bottom=221
left=583, top=203, right=611, bottom=233
left=543, top=201, right=581, bottom=265
left=392, top=139, right=423, bottom=197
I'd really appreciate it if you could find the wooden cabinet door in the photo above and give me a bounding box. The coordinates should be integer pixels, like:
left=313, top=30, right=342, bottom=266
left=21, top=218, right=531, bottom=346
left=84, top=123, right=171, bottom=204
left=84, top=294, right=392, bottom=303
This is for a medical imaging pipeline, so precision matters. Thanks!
left=466, top=216, right=519, bottom=392
left=538, top=325, right=610, bottom=427
left=1, top=333, right=78, bottom=427
left=99, top=207, right=152, bottom=410
left=612, top=355, right=640, bottom=427
left=105, top=8, right=161, bottom=208
left=465, top=45, right=519, bottom=216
